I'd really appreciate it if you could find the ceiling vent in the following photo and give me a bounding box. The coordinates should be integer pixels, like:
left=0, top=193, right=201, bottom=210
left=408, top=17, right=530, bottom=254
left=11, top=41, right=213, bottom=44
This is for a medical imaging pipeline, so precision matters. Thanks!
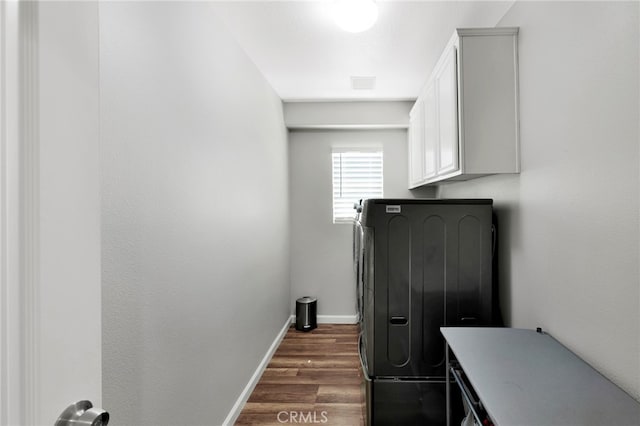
left=351, top=76, right=376, bottom=90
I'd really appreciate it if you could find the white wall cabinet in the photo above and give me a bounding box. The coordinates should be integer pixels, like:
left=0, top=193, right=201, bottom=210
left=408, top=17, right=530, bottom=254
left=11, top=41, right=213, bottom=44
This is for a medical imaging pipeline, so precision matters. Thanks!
left=408, top=28, right=519, bottom=188
left=423, top=80, right=438, bottom=179
left=408, top=99, right=425, bottom=187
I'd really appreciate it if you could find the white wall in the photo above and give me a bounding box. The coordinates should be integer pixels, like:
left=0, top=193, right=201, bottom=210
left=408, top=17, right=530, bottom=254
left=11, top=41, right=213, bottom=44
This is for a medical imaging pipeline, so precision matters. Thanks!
left=289, top=129, right=435, bottom=318
left=100, top=3, right=290, bottom=425
left=438, top=1, right=639, bottom=399
left=284, top=101, right=414, bottom=129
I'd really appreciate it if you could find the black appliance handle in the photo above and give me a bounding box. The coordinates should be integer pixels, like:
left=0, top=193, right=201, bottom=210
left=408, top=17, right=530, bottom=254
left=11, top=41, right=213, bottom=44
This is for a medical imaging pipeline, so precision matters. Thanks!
left=389, top=316, right=408, bottom=325
left=460, top=317, right=478, bottom=325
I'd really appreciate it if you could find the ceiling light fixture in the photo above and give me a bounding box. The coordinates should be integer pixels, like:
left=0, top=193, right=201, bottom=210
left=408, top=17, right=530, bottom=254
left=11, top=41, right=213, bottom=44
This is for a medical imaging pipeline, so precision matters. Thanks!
left=333, top=0, right=378, bottom=33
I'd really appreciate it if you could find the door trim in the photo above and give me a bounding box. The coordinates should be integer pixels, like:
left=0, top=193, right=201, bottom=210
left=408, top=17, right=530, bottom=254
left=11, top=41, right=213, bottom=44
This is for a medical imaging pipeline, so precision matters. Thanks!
left=0, top=2, right=40, bottom=425
left=20, top=2, right=40, bottom=425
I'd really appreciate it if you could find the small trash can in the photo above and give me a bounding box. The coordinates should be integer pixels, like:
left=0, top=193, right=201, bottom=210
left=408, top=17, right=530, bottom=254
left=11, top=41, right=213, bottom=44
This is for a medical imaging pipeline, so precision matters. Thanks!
left=295, top=296, right=317, bottom=332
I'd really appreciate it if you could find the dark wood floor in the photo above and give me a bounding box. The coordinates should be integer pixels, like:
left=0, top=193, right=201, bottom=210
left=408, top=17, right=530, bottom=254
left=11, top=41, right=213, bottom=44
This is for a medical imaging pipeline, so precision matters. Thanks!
left=235, top=324, right=365, bottom=426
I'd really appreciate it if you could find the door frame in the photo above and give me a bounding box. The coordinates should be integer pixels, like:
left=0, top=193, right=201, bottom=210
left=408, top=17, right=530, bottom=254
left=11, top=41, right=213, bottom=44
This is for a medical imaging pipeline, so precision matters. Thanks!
left=1, top=2, right=103, bottom=424
left=1, top=1, right=39, bottom=425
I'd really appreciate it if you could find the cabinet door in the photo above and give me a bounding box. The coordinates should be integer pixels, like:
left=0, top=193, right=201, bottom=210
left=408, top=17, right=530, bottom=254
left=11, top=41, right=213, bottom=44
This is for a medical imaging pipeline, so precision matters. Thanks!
left=408, top=100, right=424, bottom=187
left=423, top=80, right=438, bottom=179
left=436, top=45, right=459, bottom=175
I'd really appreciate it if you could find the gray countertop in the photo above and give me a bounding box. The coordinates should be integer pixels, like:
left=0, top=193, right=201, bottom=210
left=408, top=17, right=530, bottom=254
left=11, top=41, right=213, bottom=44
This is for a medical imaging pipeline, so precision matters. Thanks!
left=441, top=327, right=640, bottom=426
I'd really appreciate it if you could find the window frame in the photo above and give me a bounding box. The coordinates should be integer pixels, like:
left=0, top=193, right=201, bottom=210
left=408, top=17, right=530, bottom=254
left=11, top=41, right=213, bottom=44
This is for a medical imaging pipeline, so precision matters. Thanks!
left=331, top=148, right=383, bottom=224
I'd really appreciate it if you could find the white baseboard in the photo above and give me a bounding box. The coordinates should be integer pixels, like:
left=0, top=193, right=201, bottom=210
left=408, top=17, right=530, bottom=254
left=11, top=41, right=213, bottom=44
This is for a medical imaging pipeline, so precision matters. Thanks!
left=317, top=314, right=358, bottom=324
left=289, top=314, right=358, bottom=325
left=222, top=315, right=293, bottom=426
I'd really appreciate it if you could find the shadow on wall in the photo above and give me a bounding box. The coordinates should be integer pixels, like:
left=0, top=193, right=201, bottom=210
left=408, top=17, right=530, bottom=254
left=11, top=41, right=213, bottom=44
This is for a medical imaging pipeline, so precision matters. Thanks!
left=433, top=176, right=523, bottom=328
left=410, top=186, right=438, bottom=198
left=493, top=203, right=519, bottom=327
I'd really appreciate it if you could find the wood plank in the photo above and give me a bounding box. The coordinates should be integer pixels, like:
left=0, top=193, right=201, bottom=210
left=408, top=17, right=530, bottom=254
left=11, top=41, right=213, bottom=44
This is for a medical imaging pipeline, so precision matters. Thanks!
left=280, top=338, right=337, bottom=345
left=314, top=403, right=364, bottom=426
left=260, top=368, right=299, bottom=377
left=314, top=402, right=364, bottom=413
left=268, top=356, right=360, bottom=369
left=317, top=385, right=363, bottom=403
left=235, top=413, right=294, bottom=426
left=334, top=336, right=358, bottom=344
left=247, top=384, right=318, bottom=403
left=239, top=402, right=315, bottom=413
left=258, top=375, right=361, bottom=386
left=274, top=345, right=356, bottom=356
left=296, top=367, right=362, bottom=378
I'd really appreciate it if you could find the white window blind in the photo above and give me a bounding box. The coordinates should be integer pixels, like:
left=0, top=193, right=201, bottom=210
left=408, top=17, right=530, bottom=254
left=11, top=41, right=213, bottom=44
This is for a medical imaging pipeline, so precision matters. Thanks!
left=332, top=150, right=383, bottom=224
